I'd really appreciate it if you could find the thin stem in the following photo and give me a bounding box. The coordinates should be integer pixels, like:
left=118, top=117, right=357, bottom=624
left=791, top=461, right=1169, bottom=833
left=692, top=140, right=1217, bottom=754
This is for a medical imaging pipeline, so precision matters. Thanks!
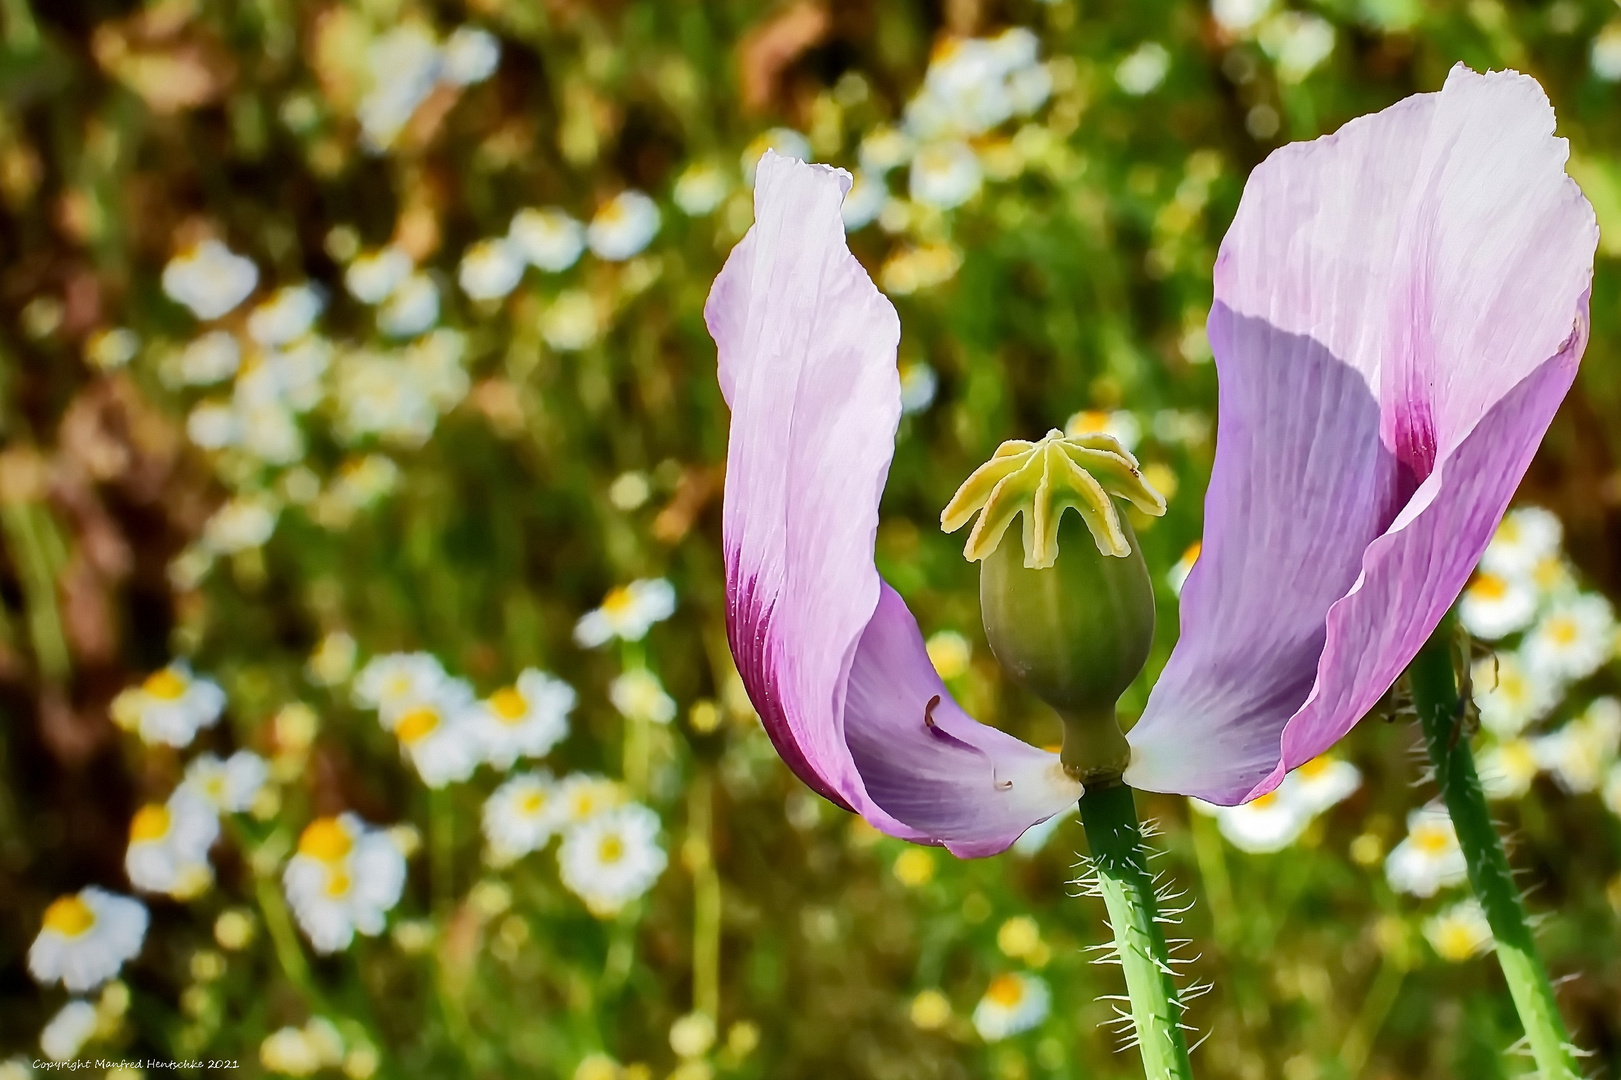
left=689, top=772, right=721, bottom=1021
left=1410, top=617, right=1580, bottom=1080
left=1078, top=783, right=1195, bottom=1080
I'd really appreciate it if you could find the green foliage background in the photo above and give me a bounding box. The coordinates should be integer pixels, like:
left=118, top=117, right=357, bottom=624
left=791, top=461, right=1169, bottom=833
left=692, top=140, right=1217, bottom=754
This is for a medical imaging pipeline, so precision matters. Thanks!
left=1, top=0, right=1620, bottom=1078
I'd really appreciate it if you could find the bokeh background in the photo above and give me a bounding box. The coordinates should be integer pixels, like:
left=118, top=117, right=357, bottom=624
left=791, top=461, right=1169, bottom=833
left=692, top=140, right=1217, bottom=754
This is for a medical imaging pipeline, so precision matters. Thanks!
left=2, top=0, right=1621, bottom=1078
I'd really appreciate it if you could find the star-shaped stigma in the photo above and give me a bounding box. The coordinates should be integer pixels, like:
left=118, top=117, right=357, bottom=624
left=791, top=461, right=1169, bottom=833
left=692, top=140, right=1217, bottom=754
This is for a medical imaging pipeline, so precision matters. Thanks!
left=940, top=429, right=1167, bottom=568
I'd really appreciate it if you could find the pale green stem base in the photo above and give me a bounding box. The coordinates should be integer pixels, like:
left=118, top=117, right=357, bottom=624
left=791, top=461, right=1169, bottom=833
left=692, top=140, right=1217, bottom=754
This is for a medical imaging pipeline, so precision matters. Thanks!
left=1410, top=619, right=1580, bottom=1080
left=1078, top=783, right=1195, bottom=1080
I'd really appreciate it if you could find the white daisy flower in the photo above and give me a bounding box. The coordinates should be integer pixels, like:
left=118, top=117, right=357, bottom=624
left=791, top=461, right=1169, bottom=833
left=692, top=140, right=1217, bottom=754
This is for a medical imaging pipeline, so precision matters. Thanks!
left=246, top=285, right=325, bottom=347
left=841, top=171, right=887, bottom=230
left=586, top=191, right=661, bottom=262
left=558, top=802, right=667, bottom=916
left=556, top=773, right=625, bottom=828
left=1457, top=571, right=1539, bottom=641
left=859, top=127, right=916, bottom=175
left=165, top=330, right=241, bottom=386
left=458, top=237, right=525, bottom=301
left=404, top=328, right=470, bottom=410
left=1424, top=898, right=1493, bottom=962
left=40, top=999, right=98, bottom=1062
left=1257, top=12, right=1335, bottom=83
left=162, top=240, right=259, bottom=320
left=1213, top=0, right=1277, bottom=36
left=907, top=38, right=1016, bottom=139
left=182, top=751, right=269, bottom=813
left=1477, top=738, right=1539, bottom=801
left=28, top=888, right=148, bottom=992
left=1385, top=806, right=1466, bottom=898
left=1471, top=651, right=1561, bottom=738
left=1290, top=755, right=1361, bottom=813
left=1529, top=555, right=1578, bottom=602
left=125, top=786, right=219, bottom=899
left=110, top=663, right=226, bottom=748
left=357, top=24, right=443, bottom=151
left=1603, top=761, right=1621, bottom=818
left=672, top=163, right=730, bottom=216
left=1191, top=782, right=1310, bottom=854
left=1064, top=408, right=1142, bottom=452
left=203, top=494, right=279, bottom=555
left=377, top=272, right=440, bottom=338
left=323, top=455, right=401, bottom=516
left=1115, top=42, right=1170, bottom=96
left=390, top=683, right=480, bottom=788
left=1008, top=61, right=1053, bottom=115
left=442, top=26, right=500, bottom=86
left=609, top=669, right=677, bottom=725
left=899, top=362, right=938, bottom=415
left=573, top=578, right=677, bottom=647
left=307, top=631, right=358, bottom=687
left=86, top=330, right=134, bottom=375
left=1595, top=23, right=1621, bottom=81
left=472, top=669, right=576, bottom=769
left=508, top=208, right=585, bottom=271
left=1167, top=541, right=1201, bottom=597
left=344, top=247, right=413, bottom=304
left=239, top=402, right=305, bottom=465
left=283, top=815, right=406, bottom=954
left=235, top=340, right=330, bottom=415
left=741, top=129, right=811, bottom=186
left=540, top=290, right=600, bottom=351
left=1522, top=594, right=1616, bottom=683
left=971, top=973, right=1051, bottom=1041
left=482, top=772, right=565, bottom=864
left=1479, top=506, right=1563, bottom=580
left=259, top=1026, right=320, bottom=1076
left=353, top=652, right=450, bottom=723
left=909, top=141, right=982, bottom=209
left=1532, top=697, right=1621, bottom=794
left=186, top=401, right=239, bottom=450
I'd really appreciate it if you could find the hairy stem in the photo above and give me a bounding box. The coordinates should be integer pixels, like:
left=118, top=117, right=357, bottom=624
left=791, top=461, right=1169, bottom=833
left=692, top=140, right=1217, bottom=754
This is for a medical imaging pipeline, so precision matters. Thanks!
left=1410, top=617, right=1579, bottom=1079
left=1078, top=782, right=1195, bottom=1080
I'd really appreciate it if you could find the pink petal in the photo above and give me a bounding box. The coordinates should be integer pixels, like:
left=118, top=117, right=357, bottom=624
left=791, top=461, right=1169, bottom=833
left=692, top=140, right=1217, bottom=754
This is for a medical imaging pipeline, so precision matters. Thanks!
left=709, top=152, right=1081, bottom=852
left=1126, top=66, right=1597, bottom=802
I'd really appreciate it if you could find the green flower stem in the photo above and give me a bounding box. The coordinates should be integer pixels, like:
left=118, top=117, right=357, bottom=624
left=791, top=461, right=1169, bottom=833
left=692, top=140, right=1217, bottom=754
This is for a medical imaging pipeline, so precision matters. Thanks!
left=1078, top=782, right=1195, bottom=1080
left=430, top=787, right=455, bottom=916
left=1410, top=617, right=1580, bottom=1080
left=255, top=873, right=321, bottom=1005
left=689, top=772, right=722, bottom=1021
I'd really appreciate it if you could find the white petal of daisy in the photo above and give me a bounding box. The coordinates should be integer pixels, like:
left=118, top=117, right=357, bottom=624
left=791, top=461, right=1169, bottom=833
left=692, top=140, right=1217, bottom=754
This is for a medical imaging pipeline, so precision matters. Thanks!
left=1423, top=898, right=1493, bottom=962
left=186, top=401, right=239, bottom=450
left=377, top=272, right=441, bottom=338
left=112, top=663, right=226, bottom=748
left=1198, top=780, right=1311, bottom=853
left=1457, top=571, right=1539, bottom=641
left=1603, top=761, right=1621, bottom=818
left=1115, top=42, right=1170, bottom=96
left=841, top=171, right=887, bottom=231
left=1290, top=755, right=1361, bottom=814
left=899, top=362, right=938, bottom=415
left=260, top=1026, right=321, bottom=1076
left=28, top=888, right=149, bottom=993
left=858, top=126, right=916, bottom=175
left=1471, top=651, right=1562, bottom=739
left=442, top=26, right=500, bottom=86
left=1213, top=0, right=1277, bottom=36
left=1522, top=594, right=1617, bottom=683
left=540, top=289, right=601, bottom=352
left=608, top=669, right=676, bottom=725
left=284, top=815, right=405, bottom=954
left=1167, top=541, right=1201, bottom=597
left=586, top=191, right=661, bottom=262
left=353, top=652, right=450, bottom=722
left=1479, top=506, right=1563, bottom=580
left=1531, top=697, right=1621, bottom=795
left=183, top=751, right=269, bottom=814
left=1384, top=806, right=1466, bottom=899
left=40, top=998, right=98, bottom=1062
left=1594, top=23, right=1621, bottom=81
left=1008, top=62, right=1053, bottom=115
left=573, top=578, right=677, bottom=647
left=1257, top=12, right=1335, bottom=83
left=971, top=973, right=1050, bottom=1041
left=247, top=285, right=325, bottom=347
left=483, top=771, right=564, bottom=863
left=125, top=786, right=220, bottom=898
left=356, top=25, right=442, bottom=152
left=558, top=802, right=666, bottom=916
left=165, top=330, right=241, bottom=387
left=458, top=237, right=525, bottom=301
left=1477, top=738, right=1539, bottom=801
left=203, top=494, right=280, bottom=555
left=344, top=247, right=414, bottom=304
left=909, top=141, right=982, bottom=209
left=508, top=208, right=585, bottom=271
left=391, top=686, right=481, bottom=788
left=473, top=669, right=576, bottom=769
left=741, top=128, right=811, bottom=186
left=162, top=240, right=259, bottom=320
left=672, top=163, right=730, bottom=216
left=556, top=773, right=625, bottom=828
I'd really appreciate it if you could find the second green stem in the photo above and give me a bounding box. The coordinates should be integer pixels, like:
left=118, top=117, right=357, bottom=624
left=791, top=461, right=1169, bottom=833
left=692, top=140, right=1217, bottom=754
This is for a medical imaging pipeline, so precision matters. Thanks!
left=1410, top=618, right=1579, bottom=1080
left=1078, top=782, right=1194, bottom=1080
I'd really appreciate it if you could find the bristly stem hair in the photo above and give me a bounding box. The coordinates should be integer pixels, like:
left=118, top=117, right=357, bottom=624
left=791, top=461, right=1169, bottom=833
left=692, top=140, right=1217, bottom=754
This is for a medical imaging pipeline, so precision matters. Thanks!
left=1078, top=782, right=1196, bottom=1080
left=1411, top=613, right=1581, bottom=1080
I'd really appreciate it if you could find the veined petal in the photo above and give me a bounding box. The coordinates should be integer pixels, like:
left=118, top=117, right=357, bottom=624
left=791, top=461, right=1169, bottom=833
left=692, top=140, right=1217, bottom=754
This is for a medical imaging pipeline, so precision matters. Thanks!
left=708, top=152, right=1080, bottom=853
left=1126, top=66, right=1597, bottom=803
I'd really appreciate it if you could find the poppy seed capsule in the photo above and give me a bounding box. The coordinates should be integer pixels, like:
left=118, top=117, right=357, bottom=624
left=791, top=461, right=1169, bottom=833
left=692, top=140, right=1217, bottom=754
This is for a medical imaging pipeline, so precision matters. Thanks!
left=942, top=430, right=1165, bottom=785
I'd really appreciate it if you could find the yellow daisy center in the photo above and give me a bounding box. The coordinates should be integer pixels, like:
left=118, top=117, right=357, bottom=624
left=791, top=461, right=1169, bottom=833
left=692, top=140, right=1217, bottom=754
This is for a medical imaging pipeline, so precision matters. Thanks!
left=395, top=706, right=441, bottom=745
left=42, top=895, right=96, bottom=937
left=601, top=587, right=635, bottom=619
left=519, top=790, right=548, bottom=816
left=130, top=803, right=172, bottom=842
left=324, top=869, right=352, bottom=898
left=1413, top=825, right=1453, bottom=855
left=299, top=817, right=353, bottom=862
left=598, top=835, right=625, bottom=864
left=1433, top=922, right=1481, bottom=961
left=1250, top=791, right=1280, bottom=810
left=1296, top=756, right=1331, bottom=780
left=1469, top=574, right=1508, bottom=601
left=143, top=668, right=188, bottom=700
left=1546, top=616, right=1579, bottom=646
left=490, top=687, right=528, bottom=723
left=986, top=974, right=1025, bottom=1007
